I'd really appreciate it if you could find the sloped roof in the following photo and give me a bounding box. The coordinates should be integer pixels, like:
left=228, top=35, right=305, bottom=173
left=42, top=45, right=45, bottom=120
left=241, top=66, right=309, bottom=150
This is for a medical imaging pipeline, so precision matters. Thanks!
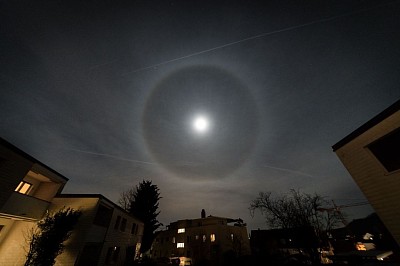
left=0, top=137, right=69, bottom=181
left=332, top=99, right=400, bottom=151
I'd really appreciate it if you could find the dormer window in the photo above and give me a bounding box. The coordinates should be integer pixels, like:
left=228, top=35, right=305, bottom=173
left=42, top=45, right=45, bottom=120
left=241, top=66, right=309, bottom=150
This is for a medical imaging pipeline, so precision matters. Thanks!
left=15, top=181, right=32, bottom=195
left=178, top=228, right=185, bottom=233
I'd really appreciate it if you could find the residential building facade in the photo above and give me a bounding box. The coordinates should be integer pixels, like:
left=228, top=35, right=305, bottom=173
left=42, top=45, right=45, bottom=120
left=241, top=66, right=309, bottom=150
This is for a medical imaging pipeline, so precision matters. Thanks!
left=0, top=137, right=69, bottom=265
left=51, top=194, right=144, bottom=266
left=151, top=210, right=250, bottom=266
left=332, top=99, right=400, bottom=247
left=0, top=138, right=143, bottom=265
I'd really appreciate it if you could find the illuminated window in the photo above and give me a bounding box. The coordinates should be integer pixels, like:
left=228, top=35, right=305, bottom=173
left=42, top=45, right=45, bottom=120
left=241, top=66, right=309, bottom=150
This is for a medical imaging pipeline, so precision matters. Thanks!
left=177, top=243, right=184, bottom=248
left=172, top=237, right=176, bottom=243
left=210, top=234, right=216, bottom=242
left=195, top=235, right=199, bottom=240
left=368, top=128, right=400, bottom=172
left=202, top=235, right=206, bottom=242
left=231, top=234, right=234, bottom=241
left=178, top=228, right=185, bottom=233
left=15, top=181, right=32, bottom=194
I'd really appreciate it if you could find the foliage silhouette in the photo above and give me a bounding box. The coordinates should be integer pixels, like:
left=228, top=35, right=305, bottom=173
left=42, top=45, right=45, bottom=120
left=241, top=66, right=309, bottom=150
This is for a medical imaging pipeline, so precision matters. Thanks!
left=119, top=180, right=162, bottom=253
left=25, top=207, right=81, bottom=266
left=250, top=189, right=342, bottom=264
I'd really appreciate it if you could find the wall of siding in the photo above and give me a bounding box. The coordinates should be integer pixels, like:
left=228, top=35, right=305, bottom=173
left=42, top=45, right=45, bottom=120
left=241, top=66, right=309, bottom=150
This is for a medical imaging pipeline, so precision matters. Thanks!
left=51, top=197, right=143, bottom=266
left=0, top=219, right=37, bottom=266
left=50, top=197, right=100, bottom=266
left=99, top=205, right=143, bottom=266
left=335, top=111, right=400, bottom=246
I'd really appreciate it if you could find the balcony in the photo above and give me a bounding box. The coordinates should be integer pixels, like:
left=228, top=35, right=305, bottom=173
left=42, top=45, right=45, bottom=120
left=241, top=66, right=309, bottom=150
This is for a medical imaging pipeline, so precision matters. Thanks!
left=0, top=192, right=50, bottom=220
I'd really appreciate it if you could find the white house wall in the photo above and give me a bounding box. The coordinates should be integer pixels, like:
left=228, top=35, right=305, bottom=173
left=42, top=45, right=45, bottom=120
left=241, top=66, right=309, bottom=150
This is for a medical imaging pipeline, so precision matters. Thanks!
left=50, top=197, right=101, bottom=265
left=0, top=219, right=36, bottom=266
left=335, top=111, right=400, bottom=246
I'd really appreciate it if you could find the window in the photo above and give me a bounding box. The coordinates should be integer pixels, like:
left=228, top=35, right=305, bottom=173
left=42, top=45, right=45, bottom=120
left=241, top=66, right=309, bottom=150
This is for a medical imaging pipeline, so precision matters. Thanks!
left=178, top=228, right=185, bottom=233
left=15, top=181, right=32, bottom=194
left=76, top=243, right=102, bottom=266
left=114, top=216, right=121, bottom=230
left=177, top=243, right=184, bottom=248
left=195, top=235, right=199, bottom=240
left=172, top=237, right=176, bottom=243
left=202, top=235, right=206, bottom=242
left=93, top=204, right=113, bottom=227
left=131, top=223, right=137, bottom=234
left=210, top=234, right=216, bottom=242
left=230, top=234, right=234, bottom=241
left=105, top=246, right=120, bottom=264
left=368, top=128, right=400, bottom=172
left=120, top=218, right=127, bottom=232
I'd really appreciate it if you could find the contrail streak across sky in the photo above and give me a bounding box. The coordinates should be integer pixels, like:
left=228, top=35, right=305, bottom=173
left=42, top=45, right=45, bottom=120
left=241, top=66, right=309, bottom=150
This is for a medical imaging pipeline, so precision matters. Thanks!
left=67, top=148, right=157, bottom=165
left=116, top=1, right=397, bottom=75
left=66, top=148, right=201, bottom=167
left=262, top=164, right=315, bottom=178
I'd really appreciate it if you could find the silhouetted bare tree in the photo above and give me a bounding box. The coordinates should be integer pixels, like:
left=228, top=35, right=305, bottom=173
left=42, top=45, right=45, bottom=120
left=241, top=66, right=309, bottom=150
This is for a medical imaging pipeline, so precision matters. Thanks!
left=250, top=189, right=342, bottom=263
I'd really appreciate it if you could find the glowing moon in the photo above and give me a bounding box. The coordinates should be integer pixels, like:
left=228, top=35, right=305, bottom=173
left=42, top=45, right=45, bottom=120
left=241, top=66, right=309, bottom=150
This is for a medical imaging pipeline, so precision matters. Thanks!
left=193, top=115, right=209, bottom=133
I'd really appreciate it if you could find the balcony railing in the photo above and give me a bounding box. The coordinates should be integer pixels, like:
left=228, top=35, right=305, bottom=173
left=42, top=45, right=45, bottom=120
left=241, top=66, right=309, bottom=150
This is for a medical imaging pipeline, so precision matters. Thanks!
left=0, top=192, right=50, bottom=220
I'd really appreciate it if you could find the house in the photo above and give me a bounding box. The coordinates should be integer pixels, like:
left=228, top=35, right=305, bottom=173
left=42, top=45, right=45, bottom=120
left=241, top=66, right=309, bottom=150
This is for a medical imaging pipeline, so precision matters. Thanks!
left=332, top=99, right=400, bottom=247
left=250, top=227, right=319, bottom=257
left=0, top=138, right=143, bottom=265
left=50, top=194, right=143, bottom=266
left=151, top=209, right=250, bottom=266
left=0, top=137, right=69, bottom=265
left=250, top=226, right=326, bottom=264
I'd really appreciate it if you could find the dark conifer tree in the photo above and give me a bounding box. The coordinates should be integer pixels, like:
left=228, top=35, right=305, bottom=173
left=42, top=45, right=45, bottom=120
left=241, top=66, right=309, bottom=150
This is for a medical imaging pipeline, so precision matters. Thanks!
left=120, top=180, right=162, bottom=254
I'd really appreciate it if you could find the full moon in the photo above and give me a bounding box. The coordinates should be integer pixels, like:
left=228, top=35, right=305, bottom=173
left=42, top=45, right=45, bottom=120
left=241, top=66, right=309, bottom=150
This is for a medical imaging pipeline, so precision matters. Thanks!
left=193, top=115, right=209, bottom=133
left=142, top=65, right=259, bottom=180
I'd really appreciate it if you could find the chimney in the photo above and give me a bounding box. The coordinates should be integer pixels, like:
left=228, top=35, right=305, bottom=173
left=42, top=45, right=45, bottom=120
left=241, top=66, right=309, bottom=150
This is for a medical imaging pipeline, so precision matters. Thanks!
left=201, top=209, right=206, bottom=219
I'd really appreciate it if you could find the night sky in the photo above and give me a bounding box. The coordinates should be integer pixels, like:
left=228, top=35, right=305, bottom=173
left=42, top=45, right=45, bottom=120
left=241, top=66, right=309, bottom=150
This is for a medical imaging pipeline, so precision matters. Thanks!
left=1, top=0, right=400, bottom=230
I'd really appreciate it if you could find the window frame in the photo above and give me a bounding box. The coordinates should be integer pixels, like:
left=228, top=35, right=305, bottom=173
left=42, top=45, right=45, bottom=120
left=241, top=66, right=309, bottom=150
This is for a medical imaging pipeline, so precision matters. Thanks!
left=15, top=181, right=33, bottom=195
left=120, top=218, right=127, bottom=232
left=366, top=127, right=400, bottom=174
left=114, top=216, right=121, bottom=230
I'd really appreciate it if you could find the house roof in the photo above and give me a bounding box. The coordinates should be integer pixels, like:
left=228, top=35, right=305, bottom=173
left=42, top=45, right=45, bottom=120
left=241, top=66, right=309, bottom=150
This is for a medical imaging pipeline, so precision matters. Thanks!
left=0, top=137, right=69, bottom=181
left=332, top=99, right=400, bottom=151
left=55, top=193, right=143, bottom=223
